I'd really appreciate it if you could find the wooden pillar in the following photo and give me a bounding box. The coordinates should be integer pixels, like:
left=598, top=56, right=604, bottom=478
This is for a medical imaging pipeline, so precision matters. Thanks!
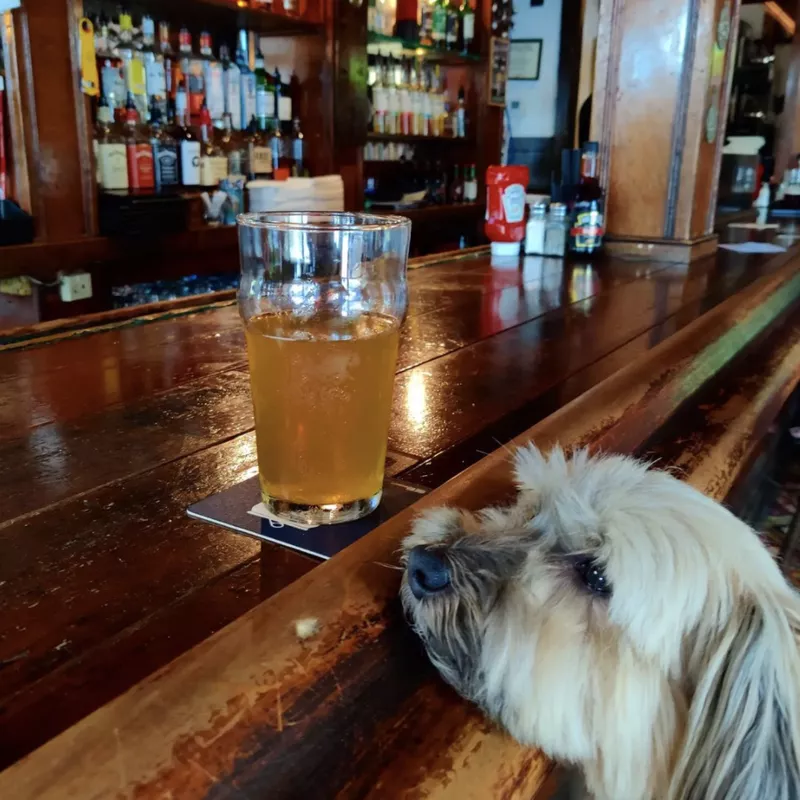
left=592, top=0, right=740, bottom=262
left=8, top=0, right=94, bottom=242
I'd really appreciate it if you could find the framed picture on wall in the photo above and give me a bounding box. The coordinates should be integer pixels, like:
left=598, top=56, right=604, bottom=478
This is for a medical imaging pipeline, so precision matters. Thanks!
left=488, top=37, right=510, bottom=107
left=508, top=39, right=543, bottom=81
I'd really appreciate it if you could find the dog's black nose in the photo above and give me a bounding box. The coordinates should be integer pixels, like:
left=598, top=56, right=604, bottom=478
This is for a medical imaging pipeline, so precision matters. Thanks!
left=407, top=546, right=451, bottom=599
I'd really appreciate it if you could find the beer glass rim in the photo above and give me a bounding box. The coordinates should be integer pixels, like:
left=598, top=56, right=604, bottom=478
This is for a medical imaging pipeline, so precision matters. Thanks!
left=237, top=211, right=412, bottom=233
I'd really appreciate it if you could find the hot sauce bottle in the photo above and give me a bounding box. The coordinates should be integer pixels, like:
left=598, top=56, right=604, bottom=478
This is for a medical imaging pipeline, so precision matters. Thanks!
left=569, top=141, right=605, bottom=257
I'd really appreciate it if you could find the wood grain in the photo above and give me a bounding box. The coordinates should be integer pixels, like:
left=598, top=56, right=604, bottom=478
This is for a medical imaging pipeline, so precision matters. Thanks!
left=1, top=249, right=798, bottom=799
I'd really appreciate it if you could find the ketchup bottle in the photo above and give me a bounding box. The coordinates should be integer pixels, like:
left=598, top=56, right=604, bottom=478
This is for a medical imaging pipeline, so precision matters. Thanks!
left=485, top=165, right=529, bottom=260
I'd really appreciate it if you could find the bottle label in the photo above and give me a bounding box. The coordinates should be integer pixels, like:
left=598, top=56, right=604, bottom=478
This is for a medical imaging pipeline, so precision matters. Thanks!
left=456, top=108, right=466, bottom=138
left=463, top=11, right=475, bottom=43
left=180, top=140, right=201, bottom=185
left=501, top=183, right=525, bottom=222
left=278, top=96, right=292, bottom=122
left=252, top=145, right=272, bottom=175
left=126, top=56, right=147, bottom=97
left=188, top=60, right=205, bottom=116
left=241, top=73, right=257, bottom=125
left=145, top=56, right=166, bottom=99
left=200, top=155, right=216, bottom=187
left=226, top=65, right=242, bottom=129
left=154, top=143, right=179, bottom=187
left=205, top=62, right=226, bottom=119
left=292, top=138, right=303, bottom=164
left=211, top=155, right=229, bottom=184
left=228, top=149, right=243, bottom=175
left=101, top=65, right=126, bottom=108
left=570, top=209, right=605, bottom=251
left=126, top=142, right=155, bottom=190
left=98, top=143, right=129, bottom=190
left=432, top=6, right=446, bottom=39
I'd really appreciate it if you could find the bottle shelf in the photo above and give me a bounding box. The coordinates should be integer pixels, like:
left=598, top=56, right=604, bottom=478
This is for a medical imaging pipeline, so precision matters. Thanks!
left=366, top=202, right=484, bottom=220
left=366, top=132, right=475, bottom=144
left=367, top=32, right=483, bottom=64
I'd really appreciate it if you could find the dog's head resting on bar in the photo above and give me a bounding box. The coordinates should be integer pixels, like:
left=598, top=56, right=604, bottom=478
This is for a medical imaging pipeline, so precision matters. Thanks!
left=401, top=446, right=800, bottom=800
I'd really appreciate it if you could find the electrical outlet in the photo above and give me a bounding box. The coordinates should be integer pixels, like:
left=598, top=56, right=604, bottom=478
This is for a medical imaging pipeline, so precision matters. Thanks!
left=59, top=272, right=93, bottom=303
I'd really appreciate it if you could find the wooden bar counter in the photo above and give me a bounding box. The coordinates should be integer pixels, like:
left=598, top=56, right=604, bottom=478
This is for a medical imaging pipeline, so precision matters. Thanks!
left=1, top=239, right=800, bottom=797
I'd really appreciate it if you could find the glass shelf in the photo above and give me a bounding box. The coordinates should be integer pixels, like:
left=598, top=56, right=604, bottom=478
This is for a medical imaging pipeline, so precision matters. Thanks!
left=367, top=32, right=483, bottom=64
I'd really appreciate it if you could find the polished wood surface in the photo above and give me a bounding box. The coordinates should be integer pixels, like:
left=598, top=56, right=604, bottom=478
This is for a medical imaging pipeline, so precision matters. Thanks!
left=2, top=245, right=799, bottom=798
left=0, top=243, right=798, bottom=785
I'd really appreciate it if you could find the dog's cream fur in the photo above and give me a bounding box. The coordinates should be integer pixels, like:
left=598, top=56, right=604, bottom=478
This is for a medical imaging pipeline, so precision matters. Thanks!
left=401, top=446, right=800, bottom=800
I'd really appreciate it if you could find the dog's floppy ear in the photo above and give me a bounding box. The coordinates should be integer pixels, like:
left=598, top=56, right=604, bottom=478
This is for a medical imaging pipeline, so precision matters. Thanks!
left=667, top=596, right=800, bottom=800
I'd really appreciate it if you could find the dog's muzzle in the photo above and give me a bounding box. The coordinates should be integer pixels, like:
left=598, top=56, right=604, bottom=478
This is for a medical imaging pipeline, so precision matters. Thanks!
left=407, top=546, right=451, bottom=599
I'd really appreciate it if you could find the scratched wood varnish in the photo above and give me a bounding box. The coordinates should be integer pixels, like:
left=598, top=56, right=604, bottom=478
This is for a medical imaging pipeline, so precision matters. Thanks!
left=2, top=249, right=799, bottom=799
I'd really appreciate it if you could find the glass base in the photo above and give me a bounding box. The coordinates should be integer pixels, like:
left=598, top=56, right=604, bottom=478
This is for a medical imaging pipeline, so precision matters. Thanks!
left=263, top=489, right=383, bottom=526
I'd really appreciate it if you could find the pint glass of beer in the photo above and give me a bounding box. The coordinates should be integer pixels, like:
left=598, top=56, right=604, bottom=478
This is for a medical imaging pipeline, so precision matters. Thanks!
left=237, top=212, right=411, bottom=526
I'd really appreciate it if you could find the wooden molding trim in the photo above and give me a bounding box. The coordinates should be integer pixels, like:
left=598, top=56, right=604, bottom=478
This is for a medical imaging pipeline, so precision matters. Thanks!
left=605, top=233, right=719, bottom=263
left=706, top=0, right=742, bottom=234
left=664, top=0, right=702, bottom=238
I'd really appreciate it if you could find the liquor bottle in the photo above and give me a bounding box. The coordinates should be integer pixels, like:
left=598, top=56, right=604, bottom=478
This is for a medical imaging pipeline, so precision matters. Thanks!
left=277, top=69, right=292, bottom=130
left=450, top=164, right=464, bottom=204
left=222, top=45, right=242, bottom=131
left=421, top=64, right=433, bottom=136
left=149, top=101, right=179, bottom=190
left=94, top=94, right=128, bottom=190
left=291, top=118, right=304, bottom=177
left=116, top=9, right=147, bottom=120
left=123, top=93, right=155, bottom=190
left=386, top=55, right=400, bottom=135
left=100, top=57, right=126, bottom=112
left=141, top=15, right=167, bottom=120
left=459, top=0, right=475, bottom=53
left=394, top=0, right=419, bottom=41
left=220, top=112, right=245, bottom=175
left=254, top=45, right=271, bottom=127
left=456, top=85, right=466, bottom=137
left=431, top=0, right=447, bottom=47
left=175, top=82, right=201, bottom=187
left=399, top=58, right=411, bottom=136
left=202, top=34, right=225, bottom=121
left=419, top=0, right=435, bottom=45
left=267, top=117, right=283, bottom=174
left=463, top=163, right=477, bottom=202
left=569, top=141, right=605, bottom=257
left=237, top=31, right=257, bottom=130
left=368, top=0, right=377, bottom=33
left=158, top=22, right=174, bottom=99
left=246, top=116, right=272, bottom=179
left=198, top=102, right=228, bottom=187
left=445, top=0, right=459, bottom=50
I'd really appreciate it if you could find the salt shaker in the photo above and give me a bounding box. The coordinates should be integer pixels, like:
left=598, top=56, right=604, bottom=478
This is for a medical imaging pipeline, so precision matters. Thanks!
left=545, top=202, right=569, bottom=257
left=525, top=201, right=547, bottom=255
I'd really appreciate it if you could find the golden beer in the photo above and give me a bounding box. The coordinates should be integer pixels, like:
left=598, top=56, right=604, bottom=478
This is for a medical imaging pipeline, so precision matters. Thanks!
left=245, top=311, right=400, bottom=508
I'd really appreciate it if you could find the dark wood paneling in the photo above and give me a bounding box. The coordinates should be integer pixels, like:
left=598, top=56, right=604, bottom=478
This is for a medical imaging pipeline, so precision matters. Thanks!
left=15, top=0, right=89, bottom=241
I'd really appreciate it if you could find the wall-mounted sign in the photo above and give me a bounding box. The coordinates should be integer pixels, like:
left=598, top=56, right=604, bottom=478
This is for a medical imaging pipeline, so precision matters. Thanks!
left=488, top=37, right=510, bottom=107
left=509, top=39, right=542, bottom=81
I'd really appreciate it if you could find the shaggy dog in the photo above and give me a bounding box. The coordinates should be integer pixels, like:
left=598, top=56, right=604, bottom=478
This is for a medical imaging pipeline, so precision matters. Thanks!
left=401, top=446, right=800, bottom=800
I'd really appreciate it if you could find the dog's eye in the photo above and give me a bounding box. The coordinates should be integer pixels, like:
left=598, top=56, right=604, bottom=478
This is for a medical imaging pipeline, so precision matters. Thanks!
left=575, top=558, right=611, bottom=596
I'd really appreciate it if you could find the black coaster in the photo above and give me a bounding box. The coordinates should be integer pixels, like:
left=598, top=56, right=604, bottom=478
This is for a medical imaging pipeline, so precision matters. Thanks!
left=187, top=476, right=428, bottom=560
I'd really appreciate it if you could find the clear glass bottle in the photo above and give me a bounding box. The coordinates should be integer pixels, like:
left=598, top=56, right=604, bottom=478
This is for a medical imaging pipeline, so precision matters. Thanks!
left=544, top=202, right=569, bottom=257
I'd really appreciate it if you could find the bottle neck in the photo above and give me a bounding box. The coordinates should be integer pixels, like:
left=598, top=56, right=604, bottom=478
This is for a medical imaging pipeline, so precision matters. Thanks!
left=581, top=151, right=599, bottom=182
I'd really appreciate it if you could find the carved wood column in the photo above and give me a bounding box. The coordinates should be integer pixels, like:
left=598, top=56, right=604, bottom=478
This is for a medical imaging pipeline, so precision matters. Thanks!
left=591, top=0, right=740, bottom=262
